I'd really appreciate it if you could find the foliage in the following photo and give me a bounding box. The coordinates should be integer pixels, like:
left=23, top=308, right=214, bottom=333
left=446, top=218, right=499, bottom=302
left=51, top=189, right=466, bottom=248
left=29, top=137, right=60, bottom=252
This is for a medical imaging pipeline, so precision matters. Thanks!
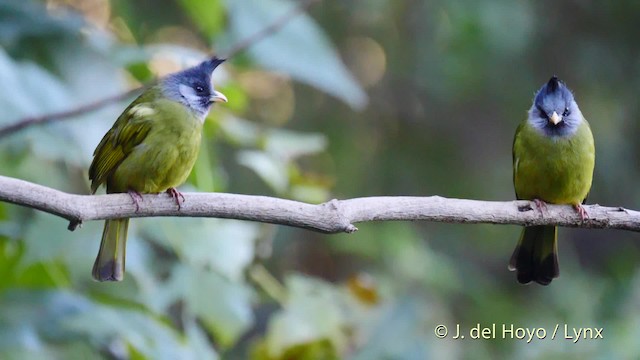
left=1, top=0, right=640, bottom=359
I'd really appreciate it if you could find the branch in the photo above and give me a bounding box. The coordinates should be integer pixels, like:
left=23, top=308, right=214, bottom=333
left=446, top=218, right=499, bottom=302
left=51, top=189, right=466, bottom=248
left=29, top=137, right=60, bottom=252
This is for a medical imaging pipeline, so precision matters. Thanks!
left=1, top=175, right=639, bottom=234
left=0, top=0, right=321, bottom=139
left=0, top=88, right=144, bottom=138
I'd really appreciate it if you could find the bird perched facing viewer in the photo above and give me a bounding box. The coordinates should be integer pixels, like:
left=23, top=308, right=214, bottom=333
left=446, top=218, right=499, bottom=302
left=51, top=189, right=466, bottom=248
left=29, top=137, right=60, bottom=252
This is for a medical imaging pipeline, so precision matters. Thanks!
left=509, top=76, right=595, bottom=285
left=89, top=57, right=228, bottom=281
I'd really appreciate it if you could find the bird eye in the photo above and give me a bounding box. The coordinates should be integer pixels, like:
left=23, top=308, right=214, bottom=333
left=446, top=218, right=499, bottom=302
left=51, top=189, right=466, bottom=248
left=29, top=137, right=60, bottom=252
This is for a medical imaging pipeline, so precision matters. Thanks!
left=536, top=105, right=547, bottom=119
left=562, top=107, right=570, bottom=117
left=195, top=85, right=205, bottom=93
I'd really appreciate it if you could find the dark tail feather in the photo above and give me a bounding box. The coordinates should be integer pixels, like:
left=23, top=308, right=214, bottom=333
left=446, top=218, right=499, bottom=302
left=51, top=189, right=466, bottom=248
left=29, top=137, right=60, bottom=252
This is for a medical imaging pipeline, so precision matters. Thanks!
left=92, top=219, right=129, bottom=281
left=508, top=225, right=558, bottom=285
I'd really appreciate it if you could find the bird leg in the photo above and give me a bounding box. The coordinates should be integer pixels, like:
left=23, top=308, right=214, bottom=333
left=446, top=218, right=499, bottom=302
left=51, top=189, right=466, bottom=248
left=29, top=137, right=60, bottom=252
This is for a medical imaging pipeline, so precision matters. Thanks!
left=166, top=187, right=185, bottom=210
left=573, top=203, right=589, bottom=220
left=532, top=198, right=548, bottom=216
left=128, top=190, right=143, bottom=212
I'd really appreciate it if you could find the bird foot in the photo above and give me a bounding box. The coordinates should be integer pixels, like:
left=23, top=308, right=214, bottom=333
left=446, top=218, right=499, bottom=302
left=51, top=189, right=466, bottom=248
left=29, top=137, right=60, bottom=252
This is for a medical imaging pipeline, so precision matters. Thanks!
left=532, top=199, right=548, bottom=216
left=573, top=204, right=589, bottom=220
left=167, top=187, right=185, bottom=210
left=128, top=190, right=143, bottom=212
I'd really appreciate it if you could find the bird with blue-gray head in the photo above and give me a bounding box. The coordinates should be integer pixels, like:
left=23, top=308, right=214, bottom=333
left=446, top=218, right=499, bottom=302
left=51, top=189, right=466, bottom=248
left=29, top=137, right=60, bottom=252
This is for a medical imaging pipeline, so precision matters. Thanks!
left=510, top=76, right=595, bottom=285
left=89, top=57, right=228, bottom=281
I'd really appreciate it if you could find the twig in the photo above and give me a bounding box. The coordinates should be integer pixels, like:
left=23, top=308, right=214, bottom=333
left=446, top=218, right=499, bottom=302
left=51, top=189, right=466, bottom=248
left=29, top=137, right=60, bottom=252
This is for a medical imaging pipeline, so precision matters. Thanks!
left=223, top=0, right=321, bottom=59
left=0, top=0, right=321, bottom=139
left=1, top=175, right=639, bottom=234
left=0, top=88, right=144, bottom=138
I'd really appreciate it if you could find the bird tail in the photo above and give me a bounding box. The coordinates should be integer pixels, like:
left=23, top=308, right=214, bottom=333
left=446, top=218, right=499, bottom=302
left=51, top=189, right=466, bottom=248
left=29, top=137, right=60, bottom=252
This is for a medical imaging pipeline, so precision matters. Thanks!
left=92, top=219, right=129, bottom=281
left=508, top=226, right=558, bottom=285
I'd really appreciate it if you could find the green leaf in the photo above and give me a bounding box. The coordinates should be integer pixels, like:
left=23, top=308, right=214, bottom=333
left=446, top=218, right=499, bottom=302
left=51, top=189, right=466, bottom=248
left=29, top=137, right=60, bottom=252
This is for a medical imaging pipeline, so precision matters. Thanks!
left=265, top=275, right=347, bottom=357
left=140, top=218, right=259, bottom=281
left=224, top=0, right=367, bottom=109
left=178, top=0, right=225, bottom=38
left=0, top=0, right=84, bottom=53
left=156, top=266, right=254, bottom=348
left=66, top=300, right=214, bottom=360
left=0, top=290, right=93, bottom=356
left=21, top=212, right=93, bottom=273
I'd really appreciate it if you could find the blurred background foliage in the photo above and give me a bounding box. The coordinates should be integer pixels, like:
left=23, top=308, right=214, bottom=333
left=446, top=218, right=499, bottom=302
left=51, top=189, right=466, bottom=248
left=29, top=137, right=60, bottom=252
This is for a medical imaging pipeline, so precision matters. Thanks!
left=0, top=0, right=639, bottom=358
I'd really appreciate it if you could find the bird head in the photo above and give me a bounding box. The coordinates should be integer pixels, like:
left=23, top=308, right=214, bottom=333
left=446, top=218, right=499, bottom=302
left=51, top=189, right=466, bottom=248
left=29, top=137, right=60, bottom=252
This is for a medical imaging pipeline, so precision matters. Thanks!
left=528, top=76, right=583, bottom=137
left=161, top=57, right=228, bottom=119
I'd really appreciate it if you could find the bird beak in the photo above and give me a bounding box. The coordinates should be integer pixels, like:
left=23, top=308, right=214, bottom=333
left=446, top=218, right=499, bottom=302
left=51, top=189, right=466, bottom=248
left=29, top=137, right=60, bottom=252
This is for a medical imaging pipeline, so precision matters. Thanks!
left=210, top=90, right=228, bottom=103
left=549, top=111, right=562, bottom=125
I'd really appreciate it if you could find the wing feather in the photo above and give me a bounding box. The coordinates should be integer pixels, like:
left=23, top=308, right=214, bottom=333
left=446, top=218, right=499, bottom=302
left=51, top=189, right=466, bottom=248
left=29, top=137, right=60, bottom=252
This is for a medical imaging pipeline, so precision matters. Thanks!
left=89, top=101, right=154, bottom=193
left=512, top=121, right=525, bottom=200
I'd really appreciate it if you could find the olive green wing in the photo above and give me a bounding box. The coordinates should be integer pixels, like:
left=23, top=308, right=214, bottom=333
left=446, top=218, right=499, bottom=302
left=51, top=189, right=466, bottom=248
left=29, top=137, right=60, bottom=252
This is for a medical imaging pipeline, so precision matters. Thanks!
left=512, top=121, right=526, bottom=200
left=581, top=118, right=594, bottom=204
left=89, top=101, right=155, bottom=193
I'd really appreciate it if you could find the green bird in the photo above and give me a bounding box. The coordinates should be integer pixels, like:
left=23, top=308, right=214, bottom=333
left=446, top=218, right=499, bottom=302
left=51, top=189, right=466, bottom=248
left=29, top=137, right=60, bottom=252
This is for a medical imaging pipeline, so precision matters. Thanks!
left=509, top=76, right=595, bottom=285
left=89, top=57, right=227, bottom=281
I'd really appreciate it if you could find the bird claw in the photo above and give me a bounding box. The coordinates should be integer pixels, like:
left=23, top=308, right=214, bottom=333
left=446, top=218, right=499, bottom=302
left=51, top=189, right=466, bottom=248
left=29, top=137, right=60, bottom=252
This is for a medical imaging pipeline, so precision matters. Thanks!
left=128, top=190, right=143, bottom=212
left=167, top=188, right=185, bottom=210
left=532, top=199, right=547, bottom=216
left=573, top=204, right=589, bottom=220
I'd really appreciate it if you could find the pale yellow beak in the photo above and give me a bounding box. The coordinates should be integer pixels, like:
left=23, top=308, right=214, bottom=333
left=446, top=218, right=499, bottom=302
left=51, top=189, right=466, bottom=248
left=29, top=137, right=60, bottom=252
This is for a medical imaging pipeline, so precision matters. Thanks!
left=549, top=111, right=561, bottom=125
left=210, top=90, right=228, bottom=103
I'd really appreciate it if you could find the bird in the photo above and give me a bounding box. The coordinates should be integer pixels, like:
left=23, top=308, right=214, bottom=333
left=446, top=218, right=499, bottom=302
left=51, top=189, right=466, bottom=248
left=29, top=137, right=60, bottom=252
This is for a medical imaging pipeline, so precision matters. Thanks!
left=509, top=76, right=595, bottom=285
left=88, top=57, right=228, bottom=281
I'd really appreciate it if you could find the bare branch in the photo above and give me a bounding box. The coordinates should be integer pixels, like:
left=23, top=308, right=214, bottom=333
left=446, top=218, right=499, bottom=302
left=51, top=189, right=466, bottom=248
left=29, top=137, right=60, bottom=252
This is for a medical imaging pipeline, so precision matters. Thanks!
left=1, top=175, right=639, bottom=234
left=0, top=88, right=145, bottom=138
left=0, top=0, right=321, bottom=139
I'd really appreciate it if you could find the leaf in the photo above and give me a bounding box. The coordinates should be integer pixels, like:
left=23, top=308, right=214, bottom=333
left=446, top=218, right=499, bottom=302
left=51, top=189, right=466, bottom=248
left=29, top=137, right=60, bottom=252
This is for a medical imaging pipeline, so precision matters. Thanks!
left=265, top=129, right=327, bottom=160
left=184, top=318, right=221, bottom=360
left=0, top=290, right=95, bottom=358
left=219, top=116, right=327, bottom=159
left=265, top=275, right=347, bottom=357
left=178, top=0, right=225, bottom=38
left=0, top=48, right=71, bottom=125
left=155, top=266, right=254, bottom=348
left=66, top=299, right=214, bottom=360
left=21, top=212, right=93, bottom=273
left=225, top=0, right=368, bottom=110
left=140, top=217, right=259, bottom=281
left=0, top=0, right=84, bottom=49
left=219, top=115, right=263, bottom=147
left=348, top=298, right=431, bottom=360
left=237, top=150, right=289, bottom=193
left=0, top=36, right=126, bottom=166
